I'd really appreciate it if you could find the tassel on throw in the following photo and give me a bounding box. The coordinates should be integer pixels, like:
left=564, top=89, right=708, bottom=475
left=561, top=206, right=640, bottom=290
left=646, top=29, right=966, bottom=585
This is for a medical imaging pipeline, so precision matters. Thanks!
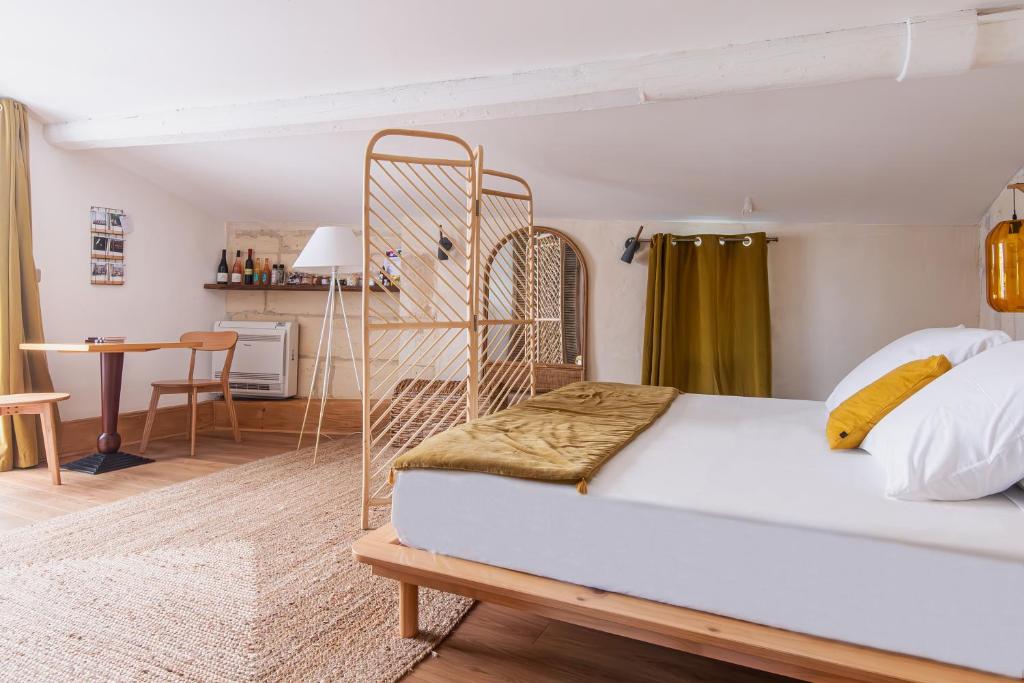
left=576, top=478, right=588, bottom=494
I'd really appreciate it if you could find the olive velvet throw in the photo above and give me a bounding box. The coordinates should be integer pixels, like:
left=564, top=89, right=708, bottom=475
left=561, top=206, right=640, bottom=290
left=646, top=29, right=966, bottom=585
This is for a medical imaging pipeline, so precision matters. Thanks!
left=390, top=381, right=678, bottom=493
left=641, top=233, right=771, bottom=397
left=1, top=99, right=55, bottom=471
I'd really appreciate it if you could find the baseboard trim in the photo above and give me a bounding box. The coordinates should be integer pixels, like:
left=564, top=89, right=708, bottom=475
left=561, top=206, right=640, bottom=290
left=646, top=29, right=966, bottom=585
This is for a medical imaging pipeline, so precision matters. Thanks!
left=59, top=397, right=361, bottom=460
left=211, top=397, right=361, bottom=434
left=59, top=401, right=216, bottom=460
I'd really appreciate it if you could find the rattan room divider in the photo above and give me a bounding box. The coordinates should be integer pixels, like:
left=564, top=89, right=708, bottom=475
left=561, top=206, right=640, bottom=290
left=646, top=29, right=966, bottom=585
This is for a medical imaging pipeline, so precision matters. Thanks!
left=360, top=129, right=535, bottom=527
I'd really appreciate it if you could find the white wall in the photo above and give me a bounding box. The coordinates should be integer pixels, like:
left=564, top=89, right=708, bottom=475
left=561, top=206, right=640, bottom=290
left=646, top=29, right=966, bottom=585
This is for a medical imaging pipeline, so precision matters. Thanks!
left=219, top=217, right=980, bottom=402
left=21, top=103, right=993, bottom=413
left=545, top=220, right=980, bottom=401
left=979, top=166, right=1024, bottom=337
left=28, top=118, right=224, bottom=419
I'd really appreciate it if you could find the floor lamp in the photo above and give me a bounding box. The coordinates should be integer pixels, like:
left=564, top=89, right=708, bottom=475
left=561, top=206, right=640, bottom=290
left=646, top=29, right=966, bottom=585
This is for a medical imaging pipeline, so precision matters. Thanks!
left=293, top=226, right=363, bottom=462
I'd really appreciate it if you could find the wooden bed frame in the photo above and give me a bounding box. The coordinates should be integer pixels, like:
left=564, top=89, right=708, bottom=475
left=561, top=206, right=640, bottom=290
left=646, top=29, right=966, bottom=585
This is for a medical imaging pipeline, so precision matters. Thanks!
left=353, top=524, right=1017, bottom=683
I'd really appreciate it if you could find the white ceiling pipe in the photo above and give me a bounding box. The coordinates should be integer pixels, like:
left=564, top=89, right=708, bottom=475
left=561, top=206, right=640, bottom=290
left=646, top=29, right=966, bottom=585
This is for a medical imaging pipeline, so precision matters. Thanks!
left=45, top=9, right=1024, bottom=150
left=638, top=11, right=980, bottom=102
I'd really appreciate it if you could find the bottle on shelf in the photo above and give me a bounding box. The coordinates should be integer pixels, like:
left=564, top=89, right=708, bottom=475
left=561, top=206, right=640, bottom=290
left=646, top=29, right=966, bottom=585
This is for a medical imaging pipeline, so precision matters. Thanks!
left=231, top=250, right=243, bottom=284
left=216, top=249, right=229, bottom=283
left=262, top=259, right=271, bottom=286
left=244, top=249, right=254, bottom=285
left=254, top=257, right=263, bottom=286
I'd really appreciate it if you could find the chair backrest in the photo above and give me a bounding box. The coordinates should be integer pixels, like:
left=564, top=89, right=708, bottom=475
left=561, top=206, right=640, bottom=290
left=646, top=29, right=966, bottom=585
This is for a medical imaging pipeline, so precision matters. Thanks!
left=180, top=331, right=238, bottom=381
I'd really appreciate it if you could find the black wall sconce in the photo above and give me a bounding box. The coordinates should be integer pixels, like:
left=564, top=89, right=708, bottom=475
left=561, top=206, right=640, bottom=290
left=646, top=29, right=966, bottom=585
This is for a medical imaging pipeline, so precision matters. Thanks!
left=437, top=226, right=453, bottom=261
left=621, top=225, right=644, bottom=263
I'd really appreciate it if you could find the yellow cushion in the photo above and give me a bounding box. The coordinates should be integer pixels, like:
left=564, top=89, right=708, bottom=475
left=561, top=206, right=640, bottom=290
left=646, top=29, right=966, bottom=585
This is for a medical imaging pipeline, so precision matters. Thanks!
left=826, top=355, right=951, bottom=450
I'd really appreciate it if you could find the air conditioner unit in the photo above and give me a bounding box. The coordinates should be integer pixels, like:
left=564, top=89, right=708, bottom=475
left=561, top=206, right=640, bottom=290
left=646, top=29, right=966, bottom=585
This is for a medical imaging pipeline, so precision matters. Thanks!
left=212, top=321, right=297, bottom=399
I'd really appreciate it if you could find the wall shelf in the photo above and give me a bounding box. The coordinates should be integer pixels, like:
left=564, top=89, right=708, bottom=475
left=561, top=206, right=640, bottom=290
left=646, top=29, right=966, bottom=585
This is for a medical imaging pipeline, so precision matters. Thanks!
left=203, top=283, right=399, bottom=292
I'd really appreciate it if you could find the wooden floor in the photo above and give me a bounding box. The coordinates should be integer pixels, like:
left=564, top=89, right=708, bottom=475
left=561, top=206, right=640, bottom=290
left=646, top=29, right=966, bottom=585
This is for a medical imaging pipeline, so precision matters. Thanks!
left=0, top=429, right=784, bottom=682
left=406, top=603, right=790, bottom=682
left=0, top=429, right=298, bottom=531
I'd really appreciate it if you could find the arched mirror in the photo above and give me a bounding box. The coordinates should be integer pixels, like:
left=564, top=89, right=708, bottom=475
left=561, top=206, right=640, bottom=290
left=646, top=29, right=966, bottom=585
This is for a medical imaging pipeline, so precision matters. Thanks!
left=481, top=226, right=588, bottom=394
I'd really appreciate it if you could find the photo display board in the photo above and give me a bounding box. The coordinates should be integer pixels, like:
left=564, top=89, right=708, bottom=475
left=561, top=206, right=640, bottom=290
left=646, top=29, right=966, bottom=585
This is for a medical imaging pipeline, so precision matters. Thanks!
left=90, top=206, right=126, bottom=285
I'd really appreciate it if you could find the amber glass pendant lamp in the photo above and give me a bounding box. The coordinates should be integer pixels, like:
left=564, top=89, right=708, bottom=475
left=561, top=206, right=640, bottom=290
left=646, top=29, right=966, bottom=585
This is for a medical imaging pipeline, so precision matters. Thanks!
left=986, top=183, right=1024, bottom=312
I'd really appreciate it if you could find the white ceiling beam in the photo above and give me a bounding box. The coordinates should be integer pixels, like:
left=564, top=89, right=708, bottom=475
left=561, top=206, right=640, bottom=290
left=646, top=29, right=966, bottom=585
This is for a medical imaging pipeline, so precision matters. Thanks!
left=44, top=9, right=1024, bottom=150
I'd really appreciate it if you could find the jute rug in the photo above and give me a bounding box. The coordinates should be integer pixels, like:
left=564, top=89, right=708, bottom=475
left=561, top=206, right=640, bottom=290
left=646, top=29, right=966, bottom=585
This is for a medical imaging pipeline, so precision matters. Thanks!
left=0, top=437, right=471, bottom=682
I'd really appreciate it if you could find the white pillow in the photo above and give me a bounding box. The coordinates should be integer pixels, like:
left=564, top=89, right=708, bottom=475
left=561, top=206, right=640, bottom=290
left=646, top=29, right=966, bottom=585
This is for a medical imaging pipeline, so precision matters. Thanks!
left=861, top=341, right=1024, bottom=501
left=825, top=326, right=1010, bottom=412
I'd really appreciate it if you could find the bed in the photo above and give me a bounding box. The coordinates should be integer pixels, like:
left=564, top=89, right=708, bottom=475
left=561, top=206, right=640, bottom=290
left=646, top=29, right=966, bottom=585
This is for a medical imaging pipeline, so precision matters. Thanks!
left=355, top=393, right=1024, bottom=681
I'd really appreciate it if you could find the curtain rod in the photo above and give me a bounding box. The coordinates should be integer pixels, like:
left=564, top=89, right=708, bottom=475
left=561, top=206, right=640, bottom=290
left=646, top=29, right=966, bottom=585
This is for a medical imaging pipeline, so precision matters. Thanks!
left=620, top=226, right=779, bottom=263
left=638, top=235, right=780, bottom=245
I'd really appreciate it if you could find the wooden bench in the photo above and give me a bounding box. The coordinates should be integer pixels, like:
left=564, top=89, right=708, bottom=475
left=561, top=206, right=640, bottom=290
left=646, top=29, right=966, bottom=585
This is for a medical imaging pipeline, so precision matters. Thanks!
left=0, top=392, right=70, bottom=485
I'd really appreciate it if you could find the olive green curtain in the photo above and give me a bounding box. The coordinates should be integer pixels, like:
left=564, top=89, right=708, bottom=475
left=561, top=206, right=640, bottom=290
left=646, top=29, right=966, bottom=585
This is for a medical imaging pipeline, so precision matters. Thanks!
left=641, top=233, right=771, bottom=397
left=1, top=98, right=55, bottom=471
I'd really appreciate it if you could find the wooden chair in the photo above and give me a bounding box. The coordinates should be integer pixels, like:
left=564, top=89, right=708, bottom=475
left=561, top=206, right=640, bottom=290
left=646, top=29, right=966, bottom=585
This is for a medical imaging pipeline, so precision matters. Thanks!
left=139, top=331, right=240, bottom=457
left=0, top=392, right=70, bottom=485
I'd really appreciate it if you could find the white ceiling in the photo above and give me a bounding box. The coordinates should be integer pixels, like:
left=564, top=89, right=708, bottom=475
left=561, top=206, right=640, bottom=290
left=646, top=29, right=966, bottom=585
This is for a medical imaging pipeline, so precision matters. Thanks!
left=3, top=0, right=986, bottom=122
left=3, top=0, right=1023, bottom=224
left=92, top=65, right=1024, bottom=225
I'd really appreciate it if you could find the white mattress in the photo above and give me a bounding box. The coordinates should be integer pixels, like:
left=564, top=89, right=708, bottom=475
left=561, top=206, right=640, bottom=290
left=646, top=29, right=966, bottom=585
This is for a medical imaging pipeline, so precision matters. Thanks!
left=393, top=394, right=1024, bottom=678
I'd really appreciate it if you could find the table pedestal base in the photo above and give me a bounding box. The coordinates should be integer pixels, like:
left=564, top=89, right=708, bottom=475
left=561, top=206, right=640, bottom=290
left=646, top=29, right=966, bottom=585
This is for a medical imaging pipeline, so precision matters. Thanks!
left=59, top=351, right=156, bottom=475
left=62, top=452, right=154, bottom=475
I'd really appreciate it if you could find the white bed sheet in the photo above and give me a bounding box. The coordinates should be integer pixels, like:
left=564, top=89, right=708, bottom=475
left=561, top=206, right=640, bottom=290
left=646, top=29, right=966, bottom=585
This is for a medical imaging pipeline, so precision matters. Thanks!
left=392, top=394, right=1024, bottom=677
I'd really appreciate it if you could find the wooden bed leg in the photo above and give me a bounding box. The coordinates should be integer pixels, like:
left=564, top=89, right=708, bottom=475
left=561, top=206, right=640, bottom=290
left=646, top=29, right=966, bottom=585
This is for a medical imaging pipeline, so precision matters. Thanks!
left=399, top=581, right=419, bottom=638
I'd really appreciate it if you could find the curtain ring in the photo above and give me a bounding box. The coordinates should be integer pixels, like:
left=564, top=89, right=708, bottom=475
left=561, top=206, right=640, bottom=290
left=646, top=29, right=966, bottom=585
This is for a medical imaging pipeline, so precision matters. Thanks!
left=693, top=236, right=702, bottom=247
left=718, top=237, right=725, bottom=246
left=743, top=236, right=753, bottom=247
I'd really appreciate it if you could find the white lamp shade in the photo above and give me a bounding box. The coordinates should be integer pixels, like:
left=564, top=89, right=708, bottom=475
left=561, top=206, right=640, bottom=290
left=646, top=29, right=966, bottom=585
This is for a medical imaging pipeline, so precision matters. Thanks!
left=292, top=226, right=362, bottom=274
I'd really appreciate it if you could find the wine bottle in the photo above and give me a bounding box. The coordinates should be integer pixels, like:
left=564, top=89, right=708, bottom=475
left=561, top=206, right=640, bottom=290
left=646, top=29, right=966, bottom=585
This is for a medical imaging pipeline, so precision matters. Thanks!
left=216, top=249, right=229, bottom=283
left=231, top=250, right=243, bottom=284
left=244, top=249, right=254, bottom=285
left=261, top=259, right=271, bottom=286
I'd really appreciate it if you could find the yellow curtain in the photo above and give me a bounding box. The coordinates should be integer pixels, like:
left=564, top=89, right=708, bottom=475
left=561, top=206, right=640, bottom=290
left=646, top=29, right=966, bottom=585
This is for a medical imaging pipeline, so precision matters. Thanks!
left=641, top=233, right=771, bottom=397
left=1, top=98, right=55, bottom=471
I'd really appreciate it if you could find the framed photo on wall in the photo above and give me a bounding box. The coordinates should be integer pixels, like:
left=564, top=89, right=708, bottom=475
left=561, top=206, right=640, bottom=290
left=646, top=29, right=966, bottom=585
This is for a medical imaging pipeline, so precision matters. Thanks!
left=91, top=233, right=109, bottom=257
left=90, top=259, right=108, bottom=284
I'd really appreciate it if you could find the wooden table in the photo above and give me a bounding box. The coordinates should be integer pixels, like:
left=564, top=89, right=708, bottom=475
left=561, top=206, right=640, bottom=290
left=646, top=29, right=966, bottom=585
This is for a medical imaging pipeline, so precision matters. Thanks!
left=19, top=342, right=200, bottom=474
